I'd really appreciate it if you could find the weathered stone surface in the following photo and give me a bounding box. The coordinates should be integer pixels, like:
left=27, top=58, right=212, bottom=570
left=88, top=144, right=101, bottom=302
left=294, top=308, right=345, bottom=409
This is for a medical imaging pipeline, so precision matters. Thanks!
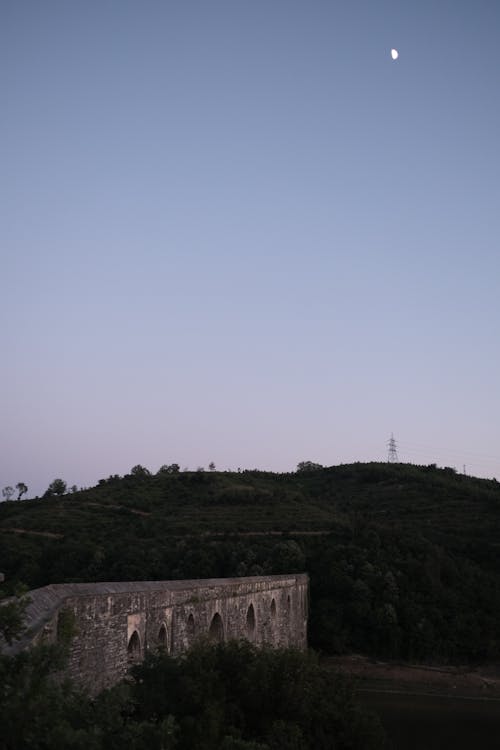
left=7, top=574, right=308, bottom=693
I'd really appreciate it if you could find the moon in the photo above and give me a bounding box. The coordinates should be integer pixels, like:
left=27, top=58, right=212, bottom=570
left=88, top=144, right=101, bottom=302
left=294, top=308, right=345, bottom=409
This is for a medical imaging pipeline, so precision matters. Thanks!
left=391, top=48, right=399, bottom=60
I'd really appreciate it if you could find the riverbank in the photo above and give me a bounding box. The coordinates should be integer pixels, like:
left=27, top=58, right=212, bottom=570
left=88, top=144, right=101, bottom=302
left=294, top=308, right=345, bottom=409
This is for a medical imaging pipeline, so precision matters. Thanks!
left=325, top=653, right=500, bottom=700
left=324, top=655, right=500, bottom=749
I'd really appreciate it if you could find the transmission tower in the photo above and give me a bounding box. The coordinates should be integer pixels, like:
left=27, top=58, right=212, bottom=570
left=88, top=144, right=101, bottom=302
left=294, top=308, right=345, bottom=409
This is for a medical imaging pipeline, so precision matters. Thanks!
left=387, top=433, right=399, bottom=463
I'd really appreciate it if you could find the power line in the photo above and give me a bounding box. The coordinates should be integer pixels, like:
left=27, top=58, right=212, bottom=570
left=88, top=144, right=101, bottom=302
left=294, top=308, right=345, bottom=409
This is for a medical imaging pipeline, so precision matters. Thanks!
left=398, top=440, right=499, bottom=463
left=397, top=443, right=499, bottom=471
left=379, top=437, right=498, bottom=478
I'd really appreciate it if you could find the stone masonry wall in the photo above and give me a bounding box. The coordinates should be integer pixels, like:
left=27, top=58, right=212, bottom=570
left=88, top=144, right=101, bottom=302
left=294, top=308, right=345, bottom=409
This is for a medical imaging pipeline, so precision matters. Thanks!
left=17, top=574, right=308, bottom=694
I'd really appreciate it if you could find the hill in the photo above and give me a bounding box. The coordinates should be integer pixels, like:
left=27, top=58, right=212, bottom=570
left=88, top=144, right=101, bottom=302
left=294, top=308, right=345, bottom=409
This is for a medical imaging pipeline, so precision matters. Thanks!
left=1, top=462, right=500, bottom=663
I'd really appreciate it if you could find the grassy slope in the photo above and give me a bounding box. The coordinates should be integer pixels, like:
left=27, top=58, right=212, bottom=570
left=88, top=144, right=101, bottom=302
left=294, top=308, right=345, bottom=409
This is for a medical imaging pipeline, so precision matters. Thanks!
left=1, top=462, right=499, bottom=579
left=1, top=463, right=500, bottom=662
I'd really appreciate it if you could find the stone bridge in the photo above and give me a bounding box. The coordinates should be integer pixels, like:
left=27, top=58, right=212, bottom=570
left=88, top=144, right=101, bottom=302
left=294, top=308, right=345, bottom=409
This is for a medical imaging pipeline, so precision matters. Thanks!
left=7, top=574, right=308, bottom=693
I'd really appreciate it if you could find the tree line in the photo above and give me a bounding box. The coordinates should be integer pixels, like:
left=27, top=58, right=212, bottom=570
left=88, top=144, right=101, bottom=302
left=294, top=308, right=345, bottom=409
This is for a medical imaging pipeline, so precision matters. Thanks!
left=0, top=600, right=385, bottom=750
left=2, top=483, right=28, bottom=501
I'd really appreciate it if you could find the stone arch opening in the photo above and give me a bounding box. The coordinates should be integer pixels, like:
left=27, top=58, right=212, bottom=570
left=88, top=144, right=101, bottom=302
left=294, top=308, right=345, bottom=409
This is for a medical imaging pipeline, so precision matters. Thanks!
left=246, top=603, right=256, bottom=638
left=158, top=623, right=168, bottom=649
left=209, top=612, right=224, bottom=643
left=187, top=613, right=195, bottom=643
left=127, top=630, right=141, bottom=661
left=270, top=598, right=277, bottom=620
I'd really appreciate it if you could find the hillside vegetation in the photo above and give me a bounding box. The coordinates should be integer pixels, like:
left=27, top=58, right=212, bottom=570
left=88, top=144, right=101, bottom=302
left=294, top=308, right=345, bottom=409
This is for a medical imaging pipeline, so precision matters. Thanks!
left=1, top=462, right=500, bottom=663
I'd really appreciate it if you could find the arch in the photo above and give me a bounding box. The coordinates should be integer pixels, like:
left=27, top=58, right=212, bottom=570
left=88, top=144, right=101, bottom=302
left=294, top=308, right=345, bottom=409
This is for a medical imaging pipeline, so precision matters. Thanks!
left=246, top=603, right=256, bottom=638
left=127, top=630, right=141, bottom=661
left=208, top=612, right=224, bottom=643
left=270, top=598, right=277, bottom=620
left=157, top=623, right=168, bottom=649
left=186, top=613, right=195, bottom=643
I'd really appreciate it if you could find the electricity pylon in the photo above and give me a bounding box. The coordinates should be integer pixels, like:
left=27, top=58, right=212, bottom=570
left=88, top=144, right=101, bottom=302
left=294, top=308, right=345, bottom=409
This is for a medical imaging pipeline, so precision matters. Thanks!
left=387, top=433, right=399, bottom=463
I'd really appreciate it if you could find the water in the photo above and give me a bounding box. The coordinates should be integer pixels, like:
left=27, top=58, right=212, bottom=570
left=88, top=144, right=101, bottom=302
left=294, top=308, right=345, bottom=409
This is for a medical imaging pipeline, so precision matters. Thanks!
left=360, top=690, right=500, bottom=750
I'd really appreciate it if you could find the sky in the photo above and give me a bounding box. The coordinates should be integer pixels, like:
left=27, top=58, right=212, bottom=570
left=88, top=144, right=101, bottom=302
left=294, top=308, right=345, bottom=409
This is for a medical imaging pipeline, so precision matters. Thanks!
left=2, top=0, right=499, bottom=497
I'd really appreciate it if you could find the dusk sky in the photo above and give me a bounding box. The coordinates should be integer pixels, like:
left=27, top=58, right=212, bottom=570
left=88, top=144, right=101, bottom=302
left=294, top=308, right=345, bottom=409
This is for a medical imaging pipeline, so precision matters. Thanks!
left=2, top=0, right=499, bottom=497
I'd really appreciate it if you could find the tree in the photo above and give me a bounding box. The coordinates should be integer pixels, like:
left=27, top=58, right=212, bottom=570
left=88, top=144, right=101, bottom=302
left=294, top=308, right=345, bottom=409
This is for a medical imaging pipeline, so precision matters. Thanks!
left=2, top=486, right=14, bottom=502
left=158, top=464, right=180, bottom=474
left=296, top=461, right=324, bottom=473
left=15, top=483, right=27, bottom=501
left=209, top=462, right=216, bottom=472
left=0, top=590, right=28, bottom=646
left=128, top=641, right=386, bottom=750
left=47, top=478, right=67, bottom=496
left=130, top=465, right=151, bottom=477
left=271, top=540, right=306, bottom=573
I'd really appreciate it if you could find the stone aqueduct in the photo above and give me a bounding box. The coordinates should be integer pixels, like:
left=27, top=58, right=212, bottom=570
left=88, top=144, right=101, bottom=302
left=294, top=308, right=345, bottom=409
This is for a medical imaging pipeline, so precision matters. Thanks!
left=9, top=574, right=308, bottom=694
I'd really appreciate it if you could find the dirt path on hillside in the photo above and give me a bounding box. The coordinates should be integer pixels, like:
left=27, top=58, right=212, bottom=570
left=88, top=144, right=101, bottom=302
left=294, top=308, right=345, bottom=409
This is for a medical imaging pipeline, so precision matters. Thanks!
left=208, top=530, right=331, bottom=537
left=74, top=503, right=335, bottom=532
left=0, top=526, right=64, bottom=539
left=84, top=501, right=151, bottom=516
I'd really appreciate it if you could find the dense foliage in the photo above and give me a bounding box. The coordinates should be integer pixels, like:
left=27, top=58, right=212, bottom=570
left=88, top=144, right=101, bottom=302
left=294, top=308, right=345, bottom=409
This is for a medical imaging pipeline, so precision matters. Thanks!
left=0, top=639, right=385, bottom=750
left=1, top=462, right=500, bottom=663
